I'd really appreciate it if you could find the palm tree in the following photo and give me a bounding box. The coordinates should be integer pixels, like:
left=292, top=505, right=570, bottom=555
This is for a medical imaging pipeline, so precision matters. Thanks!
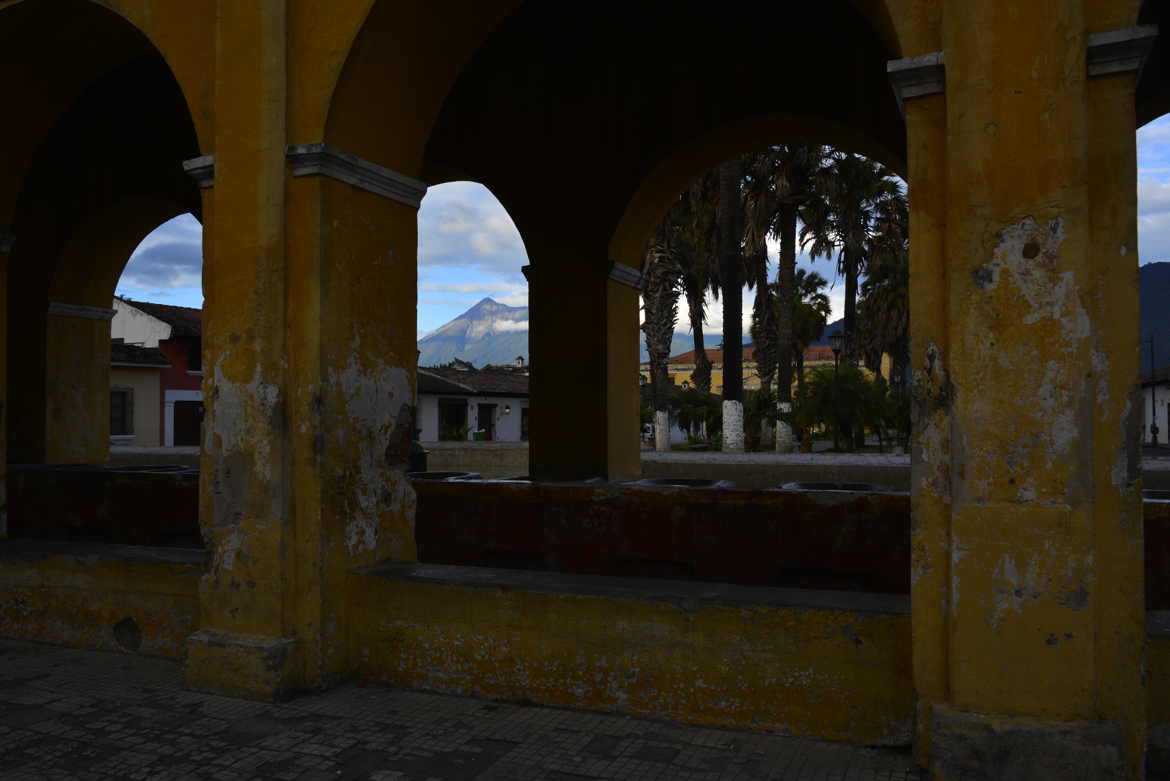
left=716, top=158, right=746, bottom=451
left=800, top=152, right=900, bottom=362
left=675, top=172, right=720, bottom=394
left=743, top=150, right=778, bottom=398
left=770, top=146, right=825, bottom=443
left=641, top=228, right=682, bottom=450
left=790, top=268, right=831, bottom=393
left=857, top=184, right=910, bottom=387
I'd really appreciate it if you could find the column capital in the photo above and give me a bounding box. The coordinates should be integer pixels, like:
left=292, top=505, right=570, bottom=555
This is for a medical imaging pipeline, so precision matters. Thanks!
left=888, top=52, right=945, bottom=114
left=47, top=302, right=116, bottom=321
left=0, top=233, right=13, bottom=254
left=286, top=143, right=428, bottom=208
left=182, top=155, right=215, bottom=189
left=608, top=260, right=644, bottom=291
left=1088, top=26, right=1158, bottom=77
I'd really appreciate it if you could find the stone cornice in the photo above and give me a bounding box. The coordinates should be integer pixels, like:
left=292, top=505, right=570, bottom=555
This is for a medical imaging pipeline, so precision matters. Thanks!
left=1088, top=26, right=1158, bottom=77
left=47, top=302, right=116, bottom=321
left=0, top=233, right=13, bottom=254
left=887, top=52, right=945, bottom=113
left=608, top=260, right=644, bottom=291
left=182, top=155, right=215, bottom=189
left=286, top=143, right=428, bottom=208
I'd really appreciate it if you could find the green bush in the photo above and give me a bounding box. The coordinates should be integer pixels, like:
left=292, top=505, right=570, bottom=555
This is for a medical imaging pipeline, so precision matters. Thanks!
left=792, top=364, right=892, bottom=452
left=439, top=423, right=470, bottom=442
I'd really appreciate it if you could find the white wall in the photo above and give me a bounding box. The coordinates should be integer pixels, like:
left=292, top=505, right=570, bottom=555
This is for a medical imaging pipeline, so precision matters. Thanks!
left=111, top=299, right=172, bottom=347
left=1144, top=383, right=1170, bottom=446
left=419, top=394, right=528, bottom=442
left=417, top=395, right=439, bottom=441
left=110, top=367, right=162, bottom=446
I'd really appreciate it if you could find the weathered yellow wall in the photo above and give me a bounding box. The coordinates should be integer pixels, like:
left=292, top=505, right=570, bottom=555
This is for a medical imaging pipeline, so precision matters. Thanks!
left=1151, top=635, right=1170, bottom=731
left=110, top=367, right=162, bottom=447
left=0, top=542, right=202, bottom=659
left=349, top=567, right=914, bottom=745
left=44, top=315, right=110, bottom=464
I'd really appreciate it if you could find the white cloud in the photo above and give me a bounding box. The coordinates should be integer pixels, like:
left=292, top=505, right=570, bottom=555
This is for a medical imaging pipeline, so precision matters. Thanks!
left=496, top=293, right=529, bottom=308
left=494, top=319, right=530, bottom=332
left=420, top=282, right=518, bottom=294
left=417, top=182, right=528, bottom=272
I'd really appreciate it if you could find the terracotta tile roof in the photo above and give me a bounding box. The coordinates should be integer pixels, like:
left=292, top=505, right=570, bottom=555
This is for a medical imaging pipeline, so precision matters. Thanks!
left=418, top=366, right=529, bottom=397
left=665, top=344, right=831, bottom=365
left=118, top=298, right=202, bottom=338
left=111, top=339, right=170, bottom=368
left=668, top=346, right=758, bottom=365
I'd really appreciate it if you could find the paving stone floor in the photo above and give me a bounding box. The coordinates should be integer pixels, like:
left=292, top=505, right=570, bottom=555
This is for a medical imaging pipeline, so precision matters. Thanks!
left=0, top=639, right=925, bottom=781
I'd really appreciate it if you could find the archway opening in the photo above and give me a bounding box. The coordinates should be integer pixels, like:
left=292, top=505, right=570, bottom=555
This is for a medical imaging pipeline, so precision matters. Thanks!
left=414, top=181, right=532, bottom=460
left=2, top=1, right=204, bottom=550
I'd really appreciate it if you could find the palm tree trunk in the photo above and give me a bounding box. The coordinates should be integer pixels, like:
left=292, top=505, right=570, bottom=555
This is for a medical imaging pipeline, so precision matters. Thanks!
left=775, top=201, right=797, bottom=452
left=843, top=246, right=859, bottom=361
left=686, top=282, right=712, bottom=393
left=718, top=160, right=744, bottom=452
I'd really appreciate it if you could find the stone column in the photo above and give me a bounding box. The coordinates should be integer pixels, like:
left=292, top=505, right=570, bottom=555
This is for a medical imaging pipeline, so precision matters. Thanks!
left=0, top=233, right=10, bottom=538
left=900, top=10, right=1154, bottom=779
left=43, top=302, right=115, bottom=464
left=284, top=142, right=423, bottom=688
left=184, top=0, right=297, bottom=701
left=525, top=258, right=642, bottom=481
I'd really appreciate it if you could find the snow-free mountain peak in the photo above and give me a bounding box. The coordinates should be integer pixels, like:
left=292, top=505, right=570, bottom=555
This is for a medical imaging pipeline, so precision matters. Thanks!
left=418, top=297, right=529, bottom=367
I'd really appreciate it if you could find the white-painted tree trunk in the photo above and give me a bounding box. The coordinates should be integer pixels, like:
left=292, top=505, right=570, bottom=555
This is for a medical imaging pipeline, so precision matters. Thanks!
left=775, top=401, right=795, bottom=452
left=654, top=409, right=670, bottom=452
left=722, top=400, right=744, bottom=453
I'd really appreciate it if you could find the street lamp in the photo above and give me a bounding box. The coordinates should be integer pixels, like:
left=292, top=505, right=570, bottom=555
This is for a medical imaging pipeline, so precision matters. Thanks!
left=829, top=331, right=844, bottom=370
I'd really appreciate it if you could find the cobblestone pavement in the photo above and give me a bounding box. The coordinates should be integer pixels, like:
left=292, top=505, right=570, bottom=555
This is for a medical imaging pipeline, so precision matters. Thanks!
left=0, top=639, right=924, bottom=781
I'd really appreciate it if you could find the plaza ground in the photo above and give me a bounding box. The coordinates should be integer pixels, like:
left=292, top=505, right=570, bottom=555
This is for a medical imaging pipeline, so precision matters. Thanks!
left=0, top=639, right=922, bottom=781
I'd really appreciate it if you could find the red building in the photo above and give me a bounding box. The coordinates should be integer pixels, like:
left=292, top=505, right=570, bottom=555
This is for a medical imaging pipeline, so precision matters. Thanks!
left=111, top=298, right=203, bottom=446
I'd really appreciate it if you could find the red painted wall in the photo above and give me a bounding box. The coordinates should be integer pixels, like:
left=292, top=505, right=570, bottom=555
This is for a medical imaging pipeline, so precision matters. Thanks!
left=157, top=338, right=202, bottom=445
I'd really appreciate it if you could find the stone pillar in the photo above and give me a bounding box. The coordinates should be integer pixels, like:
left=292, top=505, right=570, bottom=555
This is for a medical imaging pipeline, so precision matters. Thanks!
left=898, top=12, right=1154, bottom=780
left=0, top=233, right=10, bottom=538
left=43, top=302, right=114, bottom=464
left=284, top=142, right=423, bottom=687
left=525, top=259, right=641, bottom=481
left=184, top=0, right=297, bottom=701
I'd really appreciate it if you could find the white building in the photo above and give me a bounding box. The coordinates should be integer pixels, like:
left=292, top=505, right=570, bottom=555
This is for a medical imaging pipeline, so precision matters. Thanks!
left=1144, top=367, right=1170, bottom=447
left=417, top=363, right=529, bottom=443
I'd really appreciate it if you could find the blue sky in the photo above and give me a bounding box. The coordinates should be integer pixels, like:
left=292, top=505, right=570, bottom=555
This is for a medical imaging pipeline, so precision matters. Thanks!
left=116, top=117, right=1170, bottom=337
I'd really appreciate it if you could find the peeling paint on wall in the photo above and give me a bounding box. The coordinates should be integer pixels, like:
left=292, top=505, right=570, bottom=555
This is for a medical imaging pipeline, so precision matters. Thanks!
left=330, top=346, right=413, bottom=556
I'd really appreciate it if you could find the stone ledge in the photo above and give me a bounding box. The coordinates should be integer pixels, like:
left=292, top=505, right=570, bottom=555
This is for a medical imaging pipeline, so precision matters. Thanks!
left=930, top=704, right=1125, bottom=781
left=358, top=560, right=911, bottom=615
left=0, top=539, right=205, bottom=567
left=185, top=630, right=297, bottom=702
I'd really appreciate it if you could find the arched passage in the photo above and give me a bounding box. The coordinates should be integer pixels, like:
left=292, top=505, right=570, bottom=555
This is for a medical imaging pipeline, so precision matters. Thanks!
left=416, top=0, right=902, bottom=480
left=5, top=40, right=201, bottom=465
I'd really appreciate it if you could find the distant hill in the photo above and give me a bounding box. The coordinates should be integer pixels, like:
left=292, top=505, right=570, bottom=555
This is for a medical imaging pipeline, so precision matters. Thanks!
left=639, top=318, right=844, bottom=363
left=421, top=264, right=1170, bottom=371
left=1142, top=262, right=1170, bottom=373
left=417, top=298, right=529, bottom=367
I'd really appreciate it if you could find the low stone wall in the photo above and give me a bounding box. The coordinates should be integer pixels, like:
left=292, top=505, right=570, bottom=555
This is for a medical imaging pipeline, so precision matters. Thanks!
left=421, top=441, right=529, bottom=478
left=0, top=540, right=204, bottom=660
left=350, top=561, right=914, bottom=745
left=1149, top=613, right=1170, bottom=774
left=414, top=481, right=911, bottom=594
left=641, top=452, right=912, bottom=490
left=643, top=453, right=1170, bottom=492
left=7, top=464, right=201, bottom=548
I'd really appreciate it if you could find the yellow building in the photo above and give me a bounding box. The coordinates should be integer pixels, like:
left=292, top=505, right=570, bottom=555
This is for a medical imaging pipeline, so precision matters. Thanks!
left=640, top=344, right=885, bottom=392
left=0, top=2, right=1161, bottom=777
